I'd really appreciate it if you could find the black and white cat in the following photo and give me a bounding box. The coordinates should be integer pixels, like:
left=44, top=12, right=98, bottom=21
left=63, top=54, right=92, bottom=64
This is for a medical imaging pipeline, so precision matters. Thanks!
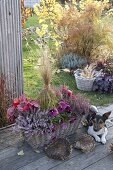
left=87, top=105, right=111, bottom=144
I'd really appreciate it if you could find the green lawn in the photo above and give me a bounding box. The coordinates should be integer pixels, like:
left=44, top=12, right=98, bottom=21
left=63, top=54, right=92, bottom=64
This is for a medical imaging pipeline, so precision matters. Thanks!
left=23, top=15, right=113, bottom=106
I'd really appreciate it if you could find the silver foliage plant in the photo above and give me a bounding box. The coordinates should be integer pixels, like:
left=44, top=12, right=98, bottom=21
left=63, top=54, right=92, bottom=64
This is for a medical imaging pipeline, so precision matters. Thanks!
left=60, top=53, right=87, bottom=70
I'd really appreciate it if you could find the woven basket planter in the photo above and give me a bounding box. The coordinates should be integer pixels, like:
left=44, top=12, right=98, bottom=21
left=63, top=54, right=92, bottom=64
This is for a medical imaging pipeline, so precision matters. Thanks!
left=23, top=114, right=82, bottom=149
left=74, top=69, right=96, bottom=91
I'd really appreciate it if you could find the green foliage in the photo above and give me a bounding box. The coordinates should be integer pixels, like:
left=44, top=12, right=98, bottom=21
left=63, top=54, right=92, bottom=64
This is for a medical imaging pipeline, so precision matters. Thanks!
left=60, top=53, right=87, bottom=70
left=34, top=0, right=63, bottom=52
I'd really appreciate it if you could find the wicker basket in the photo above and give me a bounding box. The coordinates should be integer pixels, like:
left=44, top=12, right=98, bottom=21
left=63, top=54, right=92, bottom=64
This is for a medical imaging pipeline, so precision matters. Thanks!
left=74, top=69, right=96, bottom=91
left=23, top=114, right=82, bottom=149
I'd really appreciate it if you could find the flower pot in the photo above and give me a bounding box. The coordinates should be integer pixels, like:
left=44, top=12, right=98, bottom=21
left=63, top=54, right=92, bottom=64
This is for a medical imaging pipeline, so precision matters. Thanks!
left=74, top=69, right=96, bottom=91
left=23, top=115, right=82, bottom=149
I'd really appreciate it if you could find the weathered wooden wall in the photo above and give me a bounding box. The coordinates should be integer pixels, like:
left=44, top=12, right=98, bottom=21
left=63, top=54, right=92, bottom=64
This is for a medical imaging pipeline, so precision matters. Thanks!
left=0, top=0, right=23, bottom=98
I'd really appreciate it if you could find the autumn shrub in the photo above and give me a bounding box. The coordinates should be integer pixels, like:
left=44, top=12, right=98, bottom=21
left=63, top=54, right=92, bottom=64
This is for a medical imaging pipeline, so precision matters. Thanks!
left=33, top=0, right=113, bottom=68
left=58, top=0, right=113, bottom=61
left=0, top=74, right=12, bottom=128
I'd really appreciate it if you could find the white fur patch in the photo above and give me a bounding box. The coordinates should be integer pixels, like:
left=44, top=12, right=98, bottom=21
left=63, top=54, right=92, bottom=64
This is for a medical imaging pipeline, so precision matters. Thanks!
left=88, top=126, right=108, bottom=144
left=90, top=105, right=99, bottom=113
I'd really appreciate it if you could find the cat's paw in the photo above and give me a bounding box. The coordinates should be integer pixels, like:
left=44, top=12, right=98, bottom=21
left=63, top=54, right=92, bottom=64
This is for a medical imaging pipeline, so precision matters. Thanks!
left=101, top=138, right=106, bottom=145
left=95, top=136, right=101, bottom=143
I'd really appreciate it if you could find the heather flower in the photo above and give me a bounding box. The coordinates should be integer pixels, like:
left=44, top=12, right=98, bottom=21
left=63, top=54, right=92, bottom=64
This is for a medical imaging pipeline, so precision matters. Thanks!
left=49, top=108, right=59, bottom=117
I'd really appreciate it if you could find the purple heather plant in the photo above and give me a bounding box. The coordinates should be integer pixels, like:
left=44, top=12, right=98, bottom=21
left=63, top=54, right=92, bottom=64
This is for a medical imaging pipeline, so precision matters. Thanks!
left=74, top=94, right=90, bottom=114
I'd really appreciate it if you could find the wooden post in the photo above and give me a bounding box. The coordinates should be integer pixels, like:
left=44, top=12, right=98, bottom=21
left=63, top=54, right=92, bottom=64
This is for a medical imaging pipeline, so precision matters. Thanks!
left=0, top=0, right=23, bottom=98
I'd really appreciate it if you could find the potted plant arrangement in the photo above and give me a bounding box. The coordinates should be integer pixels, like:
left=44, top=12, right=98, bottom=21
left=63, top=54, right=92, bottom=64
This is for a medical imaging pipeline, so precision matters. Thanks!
left=74, top=64, right=102, bottom=91
left=7, top=49, right=90, bottom=149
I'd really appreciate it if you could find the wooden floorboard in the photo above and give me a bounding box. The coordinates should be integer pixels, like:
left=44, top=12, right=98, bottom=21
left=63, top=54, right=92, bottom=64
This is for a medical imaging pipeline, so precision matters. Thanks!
left=82, top=154, right=113, bottom=170
left=18, top=126, right=113, bottom=170
left=50, top=138, right=113, bottom=170
left=0, top=120, right=113, bottom=170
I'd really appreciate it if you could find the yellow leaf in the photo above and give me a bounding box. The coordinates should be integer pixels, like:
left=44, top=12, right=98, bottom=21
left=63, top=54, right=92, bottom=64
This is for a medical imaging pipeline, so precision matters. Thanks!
left=39, top=19, right=44, bottom=24
left=42, top=24, right=48, bottom=30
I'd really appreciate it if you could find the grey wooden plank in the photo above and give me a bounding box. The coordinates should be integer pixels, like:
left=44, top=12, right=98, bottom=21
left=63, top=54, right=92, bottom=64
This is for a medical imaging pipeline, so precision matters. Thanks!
left=0, top=147, right=18, bottom=161
left=16, top=149, right=81, bottom=170
left=0, top=133, right=22, bottom=151
left=0, top=127, right=22, bottom=151
left=0, top=123, right=113, bottom=170
left=50, top=139, right=113, bottom=170
left=0, top=127, right=14, bottom=138
left=0, top=143, right=45, bottom=170
left=17, top=126, right=113, bottom=170
left=83, top=154, right=113, bottom=170
left=0, top=131, right=83, bottom=170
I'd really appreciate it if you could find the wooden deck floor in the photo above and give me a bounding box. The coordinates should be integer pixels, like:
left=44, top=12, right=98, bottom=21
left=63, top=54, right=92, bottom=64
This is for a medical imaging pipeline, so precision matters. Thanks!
left=0, top=105, right=113, bottom=170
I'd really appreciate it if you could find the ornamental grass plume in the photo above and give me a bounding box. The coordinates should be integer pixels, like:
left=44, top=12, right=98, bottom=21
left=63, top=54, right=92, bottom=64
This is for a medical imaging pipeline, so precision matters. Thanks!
left=38, top=48, right=58, bottom=110
left=40, top=48, right=52, bottom=89
left=81, top=63, right=96, bottom=78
